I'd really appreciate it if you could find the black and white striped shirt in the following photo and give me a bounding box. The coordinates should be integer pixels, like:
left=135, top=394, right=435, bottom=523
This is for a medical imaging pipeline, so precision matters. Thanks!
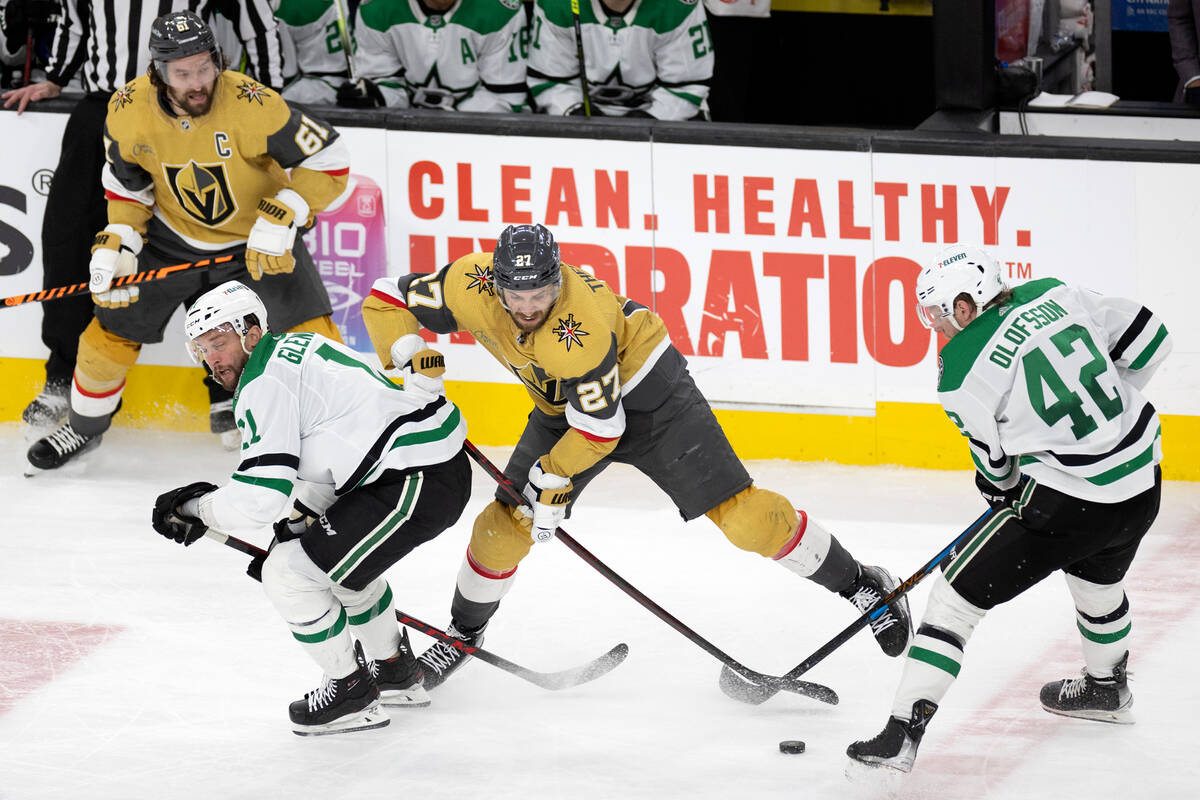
left=44, top=0, right=283, bottom=93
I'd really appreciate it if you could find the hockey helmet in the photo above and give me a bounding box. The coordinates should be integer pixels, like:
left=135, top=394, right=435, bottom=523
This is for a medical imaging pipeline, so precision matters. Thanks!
left=492, top=224, right=561, bottom=293
left=149, top=10, right=222, bottom=87
left=184, top=281, right=268, bottom=364
left=915, top=244, right=1005, bottom=331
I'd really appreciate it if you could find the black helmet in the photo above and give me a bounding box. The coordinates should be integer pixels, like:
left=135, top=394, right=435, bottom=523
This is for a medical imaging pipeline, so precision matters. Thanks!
left=149, top=10, right=221, bottom=72
left=492, top=224, right=561, bottom=292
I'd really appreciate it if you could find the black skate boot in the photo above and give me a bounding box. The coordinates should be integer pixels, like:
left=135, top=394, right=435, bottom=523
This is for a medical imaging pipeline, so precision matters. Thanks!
left=840, top=565, right=913, bottom=657
left=22, top=379, right=70, bottom=429
left=289, top=643, right=389, bottom=736
left=416, top=621, right=486, bottom=690
left=847, top=699, right=938, bottom=773
left=363, top=629, right=430, bottom=708
left=1040, top=651, right=1133, bottom=724
left=26, top=422, right=102, bottom=471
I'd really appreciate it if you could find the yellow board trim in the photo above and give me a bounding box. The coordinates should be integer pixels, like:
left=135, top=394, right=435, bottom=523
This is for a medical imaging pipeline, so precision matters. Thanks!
left=3, top=357, right=1196, bottom=481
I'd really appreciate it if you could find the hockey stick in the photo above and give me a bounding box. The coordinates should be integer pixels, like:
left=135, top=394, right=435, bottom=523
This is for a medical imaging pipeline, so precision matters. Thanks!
left=720, top=507, right=997, bottom=705
left=1, top=255, right=233, bottom=310
left=330, top=0, right=360, bottom=84
left=463, top=440, right=839, bottom=705
left=569, top=0, right=592, bottom=117
left=202, top=527, right=629, bottom=691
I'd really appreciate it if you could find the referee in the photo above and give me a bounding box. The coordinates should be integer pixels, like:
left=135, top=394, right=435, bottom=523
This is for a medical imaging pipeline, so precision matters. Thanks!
left=2, top=0, right=283, bottom=431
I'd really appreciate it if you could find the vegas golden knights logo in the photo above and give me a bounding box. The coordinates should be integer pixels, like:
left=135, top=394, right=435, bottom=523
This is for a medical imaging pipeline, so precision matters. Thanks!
left=509, top=361, right=564, bottom=406
left=162, top=161, right=237, bottom=227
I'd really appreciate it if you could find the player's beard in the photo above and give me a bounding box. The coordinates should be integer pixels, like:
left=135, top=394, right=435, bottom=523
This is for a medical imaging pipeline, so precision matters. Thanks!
left=209, top=356, right=246, bottom=392
left=508, top=307, right=551, bottom=334
left=169, top=79, right=216, bottom=116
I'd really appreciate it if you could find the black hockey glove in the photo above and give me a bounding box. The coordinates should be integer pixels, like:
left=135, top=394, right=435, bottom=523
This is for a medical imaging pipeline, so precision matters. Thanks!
left=246, top=515, right=309, bottom=580
left=152, top=481, right=218, bottom=546
left=975, top=472, right=1029, bottom=511
left=336, top=78, right=384, bottom=109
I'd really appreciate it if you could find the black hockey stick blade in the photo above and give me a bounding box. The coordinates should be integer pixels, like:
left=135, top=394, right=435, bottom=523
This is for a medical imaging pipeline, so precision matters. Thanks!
left=718, top=663, right=839, bottom=706
left=202, top=528, right=629, bottom=692
left=397, top=610, right=630, bottom=691
left=718, top=507, right=996, bottom=706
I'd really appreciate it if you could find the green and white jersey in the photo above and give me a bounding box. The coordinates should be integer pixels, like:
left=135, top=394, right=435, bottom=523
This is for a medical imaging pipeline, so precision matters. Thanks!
left=197, top=332, right=467, bottom=533
left=528, top=0, right=713, bottom=119
left=354, top=0, right=530, bottom=111
left=938, top=278, right=1171, bottom=504
left=273, top=0, right=353, bottom=104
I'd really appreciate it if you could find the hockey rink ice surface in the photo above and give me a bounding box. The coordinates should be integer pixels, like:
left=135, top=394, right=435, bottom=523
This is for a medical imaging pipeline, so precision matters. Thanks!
left=2, top=423, right=1197, bottom=800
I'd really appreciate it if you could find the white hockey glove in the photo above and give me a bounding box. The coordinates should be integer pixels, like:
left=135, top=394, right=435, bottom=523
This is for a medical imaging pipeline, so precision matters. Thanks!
left=89, top=224, right=142, bottom=308
left=521, top=460, right=573, bottom=544
left=245, top=189, right=309, bottom=280
left=390, top=333, right=446, bottom=396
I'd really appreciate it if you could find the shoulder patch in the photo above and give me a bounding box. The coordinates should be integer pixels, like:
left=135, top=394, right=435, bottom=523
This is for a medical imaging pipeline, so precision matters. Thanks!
left=235, top=79, right=272, bottom=105
left=552, top=313, right=589, bottom=352
left=464, top=263, right=495, bottom=296
left=110, top=83, right=137, bottom=112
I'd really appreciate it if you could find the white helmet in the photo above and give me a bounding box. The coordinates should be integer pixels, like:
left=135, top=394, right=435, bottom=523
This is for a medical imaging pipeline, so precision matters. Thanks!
left=184, top=280, right=268, bottom=363
left=915, top=244, right=1005, bottom=331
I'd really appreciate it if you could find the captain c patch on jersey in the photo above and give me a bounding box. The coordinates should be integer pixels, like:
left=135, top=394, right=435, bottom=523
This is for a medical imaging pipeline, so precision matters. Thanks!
left=162, top=160, right=238, bottom=227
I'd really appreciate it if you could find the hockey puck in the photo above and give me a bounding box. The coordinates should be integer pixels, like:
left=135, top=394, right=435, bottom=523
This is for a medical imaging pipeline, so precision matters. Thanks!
left=779, top=740, right=806, bottom=754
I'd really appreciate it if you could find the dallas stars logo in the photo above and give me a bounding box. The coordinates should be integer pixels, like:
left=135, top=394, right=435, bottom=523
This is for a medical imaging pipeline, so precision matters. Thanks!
left=111, top=85, right=135, bottom=111
left=236, top=81, right=270, bottom=105
left=465, top=264, right=494, bottom=296
left=552, top=313, right=589, bottom=352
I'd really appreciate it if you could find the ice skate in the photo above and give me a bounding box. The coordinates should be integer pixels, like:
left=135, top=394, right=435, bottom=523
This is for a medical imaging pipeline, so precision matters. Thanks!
left=416, top=621, right=486, bottom=690
left=842, top=565, right=913, bottom=657
left=1040, top=651, right=1133, bottom=724
left=289, top=644, right=389, bottom=736
left=364, top=629, right=430, bottom=708
left=847, top=699, right=938, bottom=774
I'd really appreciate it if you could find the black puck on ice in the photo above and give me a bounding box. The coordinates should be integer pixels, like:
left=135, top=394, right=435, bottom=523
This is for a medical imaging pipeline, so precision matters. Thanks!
left=779, top=739, right=806, bottom=754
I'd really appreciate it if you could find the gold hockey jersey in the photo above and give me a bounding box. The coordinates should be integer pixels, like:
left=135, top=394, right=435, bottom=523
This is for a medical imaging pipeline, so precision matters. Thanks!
left=101, top=70, right=349, bottom=250
left=363, top=254, right=683, bottom=477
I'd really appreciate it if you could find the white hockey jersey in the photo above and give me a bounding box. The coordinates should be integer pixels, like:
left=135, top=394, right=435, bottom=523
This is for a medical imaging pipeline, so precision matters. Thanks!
left=273, top=0, right=353, bottom=104
left=197, top=331, right=467, bottom=533
left=528, top=0, right=713, bottom=119
left=937, top=278, right=1172, bottom=504
left=354, top=0, right=529, bottom=111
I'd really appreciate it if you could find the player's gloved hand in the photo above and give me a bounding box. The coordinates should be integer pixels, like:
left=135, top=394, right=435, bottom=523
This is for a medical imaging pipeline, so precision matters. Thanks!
left=336, top=78, right=384, bottom=108
left=152, top=481, right=218, bottom=546
left=390, top=333, right=446, bottom=396
left=520, top=460, right=572, bottom=543
left=89, top=224, right=143, bottom=308
left=245, top=189, right=308, bottom=280
left=975, top=471, right=1029, bottom=511
left=247, top=512, right=310, bottom=580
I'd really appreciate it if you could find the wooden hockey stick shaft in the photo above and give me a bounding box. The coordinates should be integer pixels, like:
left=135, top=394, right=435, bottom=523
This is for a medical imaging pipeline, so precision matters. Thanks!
left=201, top=527, right=629, bottom=691
left=569, top=0, right=592, bottom=117
left=462, top=440, right=839, bottom=704
left=1, top=254, right=233, bottom=310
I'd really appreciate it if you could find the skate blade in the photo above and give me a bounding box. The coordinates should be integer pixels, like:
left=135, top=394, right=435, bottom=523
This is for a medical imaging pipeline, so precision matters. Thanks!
left=23, top=463, right=44, bottom=478
left=1041, top=704, right=1135, bottom=725
left=379, top=687, right=431, bottom=708
left=292, top=705, right=391, bottom=736
left=844, top=757, right=908, bottom=792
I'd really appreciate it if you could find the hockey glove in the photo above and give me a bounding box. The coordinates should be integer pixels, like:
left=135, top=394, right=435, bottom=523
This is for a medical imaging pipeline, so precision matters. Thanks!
left=336, top=78, right=385, bottom=109
left=247, top=512, right=311, bottom=580
left=521, top=460, right=572, bottom=544
left=975, top=471, right=1030, bottom=512
left=89, top=224, right=143, bottom=308
left=245, top=189, right=308, bottom=279
left=390, top=333, right=447, bottom=396
left=152, top=481, right=218, bottom=546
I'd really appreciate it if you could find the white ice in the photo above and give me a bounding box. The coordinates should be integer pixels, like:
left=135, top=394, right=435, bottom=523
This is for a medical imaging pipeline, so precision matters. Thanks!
left=1, top=423, right=1197, bottom=800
